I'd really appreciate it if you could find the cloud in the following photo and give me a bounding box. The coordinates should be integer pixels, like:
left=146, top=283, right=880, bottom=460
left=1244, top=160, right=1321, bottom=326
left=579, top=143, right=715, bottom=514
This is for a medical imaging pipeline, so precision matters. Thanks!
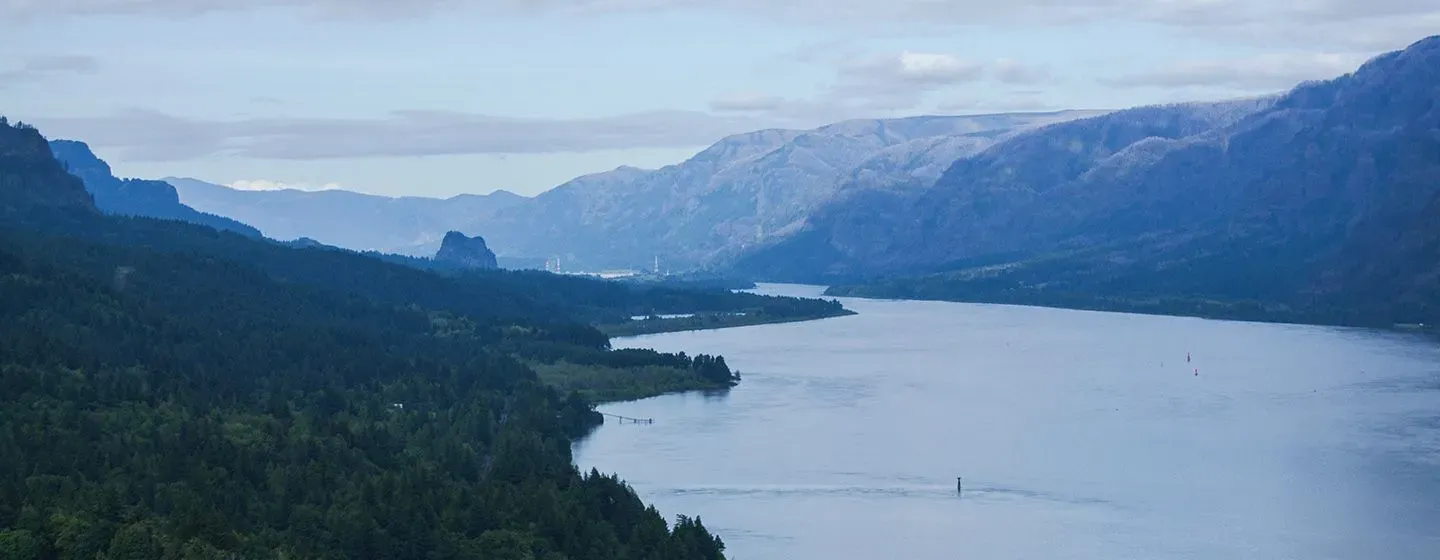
left=28, top=108, right=789, bottom=162
left=0, top=0, right=1336, bottom=23
left=992, top=59, right=1052, bottom=85
left=227, top=179, right=340, bottom=191
left=934, top=86, right=1078, bottom=114
left=709, top=93, right=790, bottom=113
left=8, top=0, right=1439, bottom=50
left=1, top=0, right=460, bottom=20
left=1102, top=52, right=1370, bottom=90
left=809, top=51, right=986, bottom=113
left=0, top=54, right=100, bottom=85
left=841, top=51, right=986, bottom=88
left=710, top=53, right=1058, bottom=122
left=837, top=53, right=1055, bottom=91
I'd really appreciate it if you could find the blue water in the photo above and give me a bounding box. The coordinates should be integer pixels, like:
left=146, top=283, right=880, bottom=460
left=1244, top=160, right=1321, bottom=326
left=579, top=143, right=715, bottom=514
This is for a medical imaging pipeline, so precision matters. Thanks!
left=575, top=284, right=1440, bottom=560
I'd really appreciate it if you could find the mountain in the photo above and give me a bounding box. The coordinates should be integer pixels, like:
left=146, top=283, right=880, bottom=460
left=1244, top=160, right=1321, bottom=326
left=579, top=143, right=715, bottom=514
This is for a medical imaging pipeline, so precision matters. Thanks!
left=736, top=98, right=1277, bottom=279
left=0, top=119, right=95, bottom=217
left=743, top=35, right=1440, bottom=327
left=477, top=111, right=1102, bottom=270
left=434, top=230, right=499, bottom=269
left=167, top=177, right=525, bottom=256
left=48, top=140, right=261, bottom=237
left=153, top=112, right=1097, bottom=269
left=9, top=123, right=849, bottom=328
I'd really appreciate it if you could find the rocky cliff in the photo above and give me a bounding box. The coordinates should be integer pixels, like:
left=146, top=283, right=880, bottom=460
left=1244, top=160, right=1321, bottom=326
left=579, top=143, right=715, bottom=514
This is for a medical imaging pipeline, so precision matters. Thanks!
left=434, top=231, right=498, bottom=270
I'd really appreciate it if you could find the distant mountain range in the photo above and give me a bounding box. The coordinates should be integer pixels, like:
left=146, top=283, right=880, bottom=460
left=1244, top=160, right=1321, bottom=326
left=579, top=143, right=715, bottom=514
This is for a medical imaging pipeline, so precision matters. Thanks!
left=733, top=97, right=1278, bottom=279
left=739, top=35, right=1440, bottom=326
left=31, top=34, right=1440, bottom=327
left=48, top=141, right=261, bottom=238
left=166, top=178, right=524, bottom=256
left=162, top=111, right=1100, bottom=266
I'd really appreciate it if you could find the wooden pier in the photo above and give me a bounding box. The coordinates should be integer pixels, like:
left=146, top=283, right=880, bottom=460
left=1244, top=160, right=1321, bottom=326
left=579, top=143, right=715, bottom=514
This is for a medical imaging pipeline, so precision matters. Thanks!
left=601, top=412, right=654, bottom=425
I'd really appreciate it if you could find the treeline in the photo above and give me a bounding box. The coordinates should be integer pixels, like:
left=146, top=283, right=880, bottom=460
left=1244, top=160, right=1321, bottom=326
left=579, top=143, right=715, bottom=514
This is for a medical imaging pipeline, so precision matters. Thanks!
left=0, top=225, right=729, bottom=559
left=0, top=118, right=732, bottom=558
left=125, top=223, right=843, bottom=329
left=616, top=273, right=758, bottom=292
left=825, top=235, right=1390, bottom=327
left=513, top=346, right=739, bottom=387
left=602, top=300, right=855, bottom=337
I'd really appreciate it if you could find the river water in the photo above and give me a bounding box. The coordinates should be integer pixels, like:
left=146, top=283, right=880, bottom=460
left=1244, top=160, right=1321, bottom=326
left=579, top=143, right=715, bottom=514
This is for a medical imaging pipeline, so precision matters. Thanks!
left=573, top=284, right=1440, bottom=560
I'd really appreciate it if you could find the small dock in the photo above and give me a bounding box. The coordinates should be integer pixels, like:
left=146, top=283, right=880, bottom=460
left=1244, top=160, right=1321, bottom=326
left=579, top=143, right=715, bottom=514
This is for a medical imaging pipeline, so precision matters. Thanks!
left=601, top=412, right=654, bottom=425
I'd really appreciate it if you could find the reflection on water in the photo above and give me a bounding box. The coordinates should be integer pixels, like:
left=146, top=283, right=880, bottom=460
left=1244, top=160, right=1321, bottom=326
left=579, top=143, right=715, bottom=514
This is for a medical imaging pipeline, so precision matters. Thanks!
left=575, top=284, right=1440, bottom=560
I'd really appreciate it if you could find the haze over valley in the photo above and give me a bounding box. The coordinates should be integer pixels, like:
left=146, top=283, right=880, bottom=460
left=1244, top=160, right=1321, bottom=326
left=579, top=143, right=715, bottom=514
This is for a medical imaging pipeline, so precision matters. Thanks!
left=44, top=35, right=1440, bottom=330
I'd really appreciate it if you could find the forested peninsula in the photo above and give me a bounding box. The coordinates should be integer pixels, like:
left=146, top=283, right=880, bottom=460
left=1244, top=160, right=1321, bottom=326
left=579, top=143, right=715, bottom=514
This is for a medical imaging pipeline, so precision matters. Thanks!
left=0, top=119, right=846, bottom=559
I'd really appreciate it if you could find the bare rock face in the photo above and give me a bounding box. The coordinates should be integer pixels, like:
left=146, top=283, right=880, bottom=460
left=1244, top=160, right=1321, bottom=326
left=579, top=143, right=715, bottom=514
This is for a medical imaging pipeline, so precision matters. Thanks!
left=434, top=231, right=498, bottom=270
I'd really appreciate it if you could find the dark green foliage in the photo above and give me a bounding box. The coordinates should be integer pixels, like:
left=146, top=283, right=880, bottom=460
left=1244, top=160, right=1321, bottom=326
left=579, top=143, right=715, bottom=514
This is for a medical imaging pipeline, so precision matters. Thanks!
left=600, top=302, right=854, bottom=337
left=434, top=230, right=499, bottom=270
left=533, top=362, right=732, bottom=403
left=0, top=229, right=730, bottom=559
left=0, top=118, right=740, bottom=559
left=689, top=355, right=740, bottom=386
left=0, top=123, right=96, bottom=217
left=0, top=529, right=45, bottom=559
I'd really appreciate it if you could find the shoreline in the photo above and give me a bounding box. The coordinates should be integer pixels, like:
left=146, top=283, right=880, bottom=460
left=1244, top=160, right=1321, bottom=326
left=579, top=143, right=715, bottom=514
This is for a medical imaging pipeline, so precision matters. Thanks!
left=578, top=306, right=857, bottom=411
left=822, top=287, right=1434, bottom=335
left=597, top=308, right=857, bottom=338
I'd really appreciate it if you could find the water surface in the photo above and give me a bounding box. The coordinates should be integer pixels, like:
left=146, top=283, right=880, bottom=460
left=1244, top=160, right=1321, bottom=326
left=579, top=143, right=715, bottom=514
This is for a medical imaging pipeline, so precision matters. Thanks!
left=575, top=284, right=1440, bottom=559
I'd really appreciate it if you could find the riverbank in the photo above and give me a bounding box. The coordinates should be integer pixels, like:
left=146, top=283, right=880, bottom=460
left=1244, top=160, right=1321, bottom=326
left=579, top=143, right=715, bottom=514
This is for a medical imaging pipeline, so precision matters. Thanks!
left=822, top=283, right=1433, bottom=332
left=534, top=360, right=736, bottom=403
left=596, top=307, right=856, bottom=337
left=574, top=290, right=1440, bottom=560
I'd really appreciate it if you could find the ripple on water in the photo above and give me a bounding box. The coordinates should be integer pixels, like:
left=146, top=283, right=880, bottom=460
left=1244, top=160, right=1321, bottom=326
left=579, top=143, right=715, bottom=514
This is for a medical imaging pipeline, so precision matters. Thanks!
left=581, top=285, right=1440, bottom=560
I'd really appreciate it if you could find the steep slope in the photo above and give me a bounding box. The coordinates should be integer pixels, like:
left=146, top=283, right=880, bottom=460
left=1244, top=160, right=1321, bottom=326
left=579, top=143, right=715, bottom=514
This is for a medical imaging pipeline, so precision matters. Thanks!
left=48, top=141, right=261, bottom=237
left=736, top=98, right=1274, bottom=280
left=142, top=113, right=1093, bottom=268
left=0, top=120, right=95, bottom=217
left=435, top=230, right=499, bottom=269
left=168, top=177, right=525, bottom=255
left=475, top=111, right=1099, bottom=270
left=769, top=35, right=1440, bottom=327
left=0, top=119, right=738, bottom=559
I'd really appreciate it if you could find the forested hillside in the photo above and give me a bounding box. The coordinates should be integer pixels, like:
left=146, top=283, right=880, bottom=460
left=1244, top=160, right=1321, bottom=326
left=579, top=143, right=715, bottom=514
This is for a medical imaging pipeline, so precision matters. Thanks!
left=27, top=161, right=844, bottom=330
left=0, top=119, right=741, bottom=558
left=49, top=140, right=261, bottom=238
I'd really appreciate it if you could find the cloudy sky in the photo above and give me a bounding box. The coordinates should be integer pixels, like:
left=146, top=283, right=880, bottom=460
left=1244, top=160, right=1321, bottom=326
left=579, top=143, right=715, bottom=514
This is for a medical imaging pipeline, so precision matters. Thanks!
left=1, top=1, right=1435, bottom=197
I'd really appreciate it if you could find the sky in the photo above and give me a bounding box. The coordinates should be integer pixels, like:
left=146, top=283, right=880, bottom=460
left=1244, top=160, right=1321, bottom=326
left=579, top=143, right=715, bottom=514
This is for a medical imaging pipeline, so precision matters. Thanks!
left=1, top=1, right=1436, bottom=198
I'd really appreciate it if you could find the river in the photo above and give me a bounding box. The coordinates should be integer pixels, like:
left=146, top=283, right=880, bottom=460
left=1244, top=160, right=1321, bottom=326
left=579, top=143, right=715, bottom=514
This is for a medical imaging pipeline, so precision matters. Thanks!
left=573, top=284, right=1440, bottom=559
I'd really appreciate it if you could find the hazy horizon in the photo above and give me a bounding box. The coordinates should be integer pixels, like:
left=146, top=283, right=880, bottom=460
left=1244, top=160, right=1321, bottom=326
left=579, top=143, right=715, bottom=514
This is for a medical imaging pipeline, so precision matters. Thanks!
left=4, top=1, right=1435, bottom=197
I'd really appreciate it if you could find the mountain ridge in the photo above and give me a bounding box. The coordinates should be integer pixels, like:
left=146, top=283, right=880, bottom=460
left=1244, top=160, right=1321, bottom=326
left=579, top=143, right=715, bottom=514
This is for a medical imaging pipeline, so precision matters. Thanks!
left=765, top=35, right=1440, bottom=326
left=0, top=120, right=96, bottom=216
left=167, top=177, right=524, bottom=255
left=163, top=111, right=1102, bottom=268
left=48, top=140, right=261, bottom=238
